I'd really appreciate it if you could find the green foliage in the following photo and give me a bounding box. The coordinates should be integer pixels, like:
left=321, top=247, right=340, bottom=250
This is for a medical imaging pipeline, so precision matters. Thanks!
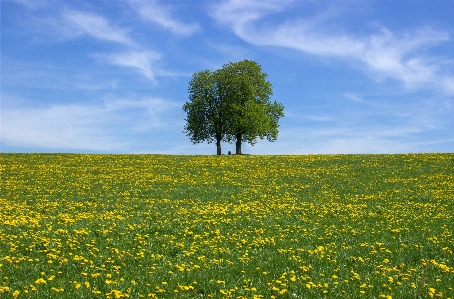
left=183, top=70, right=226, bottom=145
left=218, top=60, right=284, bottom=145
left=183, top=60, right=284, bottom=154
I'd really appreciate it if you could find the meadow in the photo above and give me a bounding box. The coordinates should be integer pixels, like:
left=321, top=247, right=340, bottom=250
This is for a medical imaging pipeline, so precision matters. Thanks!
left=0, top=153, right=453, bottom=299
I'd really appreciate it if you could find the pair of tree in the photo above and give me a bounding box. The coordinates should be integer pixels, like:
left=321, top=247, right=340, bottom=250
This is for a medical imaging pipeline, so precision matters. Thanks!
left=183, top=60, right=284, bottom=155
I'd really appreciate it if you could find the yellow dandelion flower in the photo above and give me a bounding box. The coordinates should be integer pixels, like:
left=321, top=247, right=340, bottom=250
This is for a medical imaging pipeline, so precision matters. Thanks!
left=279, top=289, right=288, bottom=295
left=34, top=278, right=46, bottom=285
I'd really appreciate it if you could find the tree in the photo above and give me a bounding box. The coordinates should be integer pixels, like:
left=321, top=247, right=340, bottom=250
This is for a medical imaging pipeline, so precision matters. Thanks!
left=217, top=60, right=284, bottom=154
left=183, top=70, right=227, bottom=155
left=183, top=60, right=284, bottom=155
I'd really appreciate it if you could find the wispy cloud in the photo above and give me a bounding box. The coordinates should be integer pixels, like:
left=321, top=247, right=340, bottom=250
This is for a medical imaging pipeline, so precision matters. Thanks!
left=61, top=9, right=172, bottom=82
left=344, top=93, right=367, bottom=103
left=251, top=121, right=449, bottom=154
left=1, top=96, right=182, bottom=152
left=249, top=92, right=454, bottom=154
left=360, top=28, right=449, bottom=88
left=212, top=0, right=290, bottom=33
left=2, top=104, right=125, bottom=151
left=212, top=0, right=454, bottom=94
left=93, top=51, right=161, bottom=82
left=9, top=1, right=197, bottom=84
left=129, top=0, right=199, bottom=35
left=62, top=10, right=133, bottom=45
left=104, top=97, right=182, bottom=128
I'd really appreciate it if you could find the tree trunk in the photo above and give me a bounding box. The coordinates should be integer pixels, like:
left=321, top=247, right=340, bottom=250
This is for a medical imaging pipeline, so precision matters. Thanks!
left=216, top=135, right=222, bottom=155
left=235, top=133, right=242, bottom=155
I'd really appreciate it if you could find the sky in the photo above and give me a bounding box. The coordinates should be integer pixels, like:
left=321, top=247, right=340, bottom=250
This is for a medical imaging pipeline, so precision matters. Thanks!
left=1, top=0, right=454, bottom=155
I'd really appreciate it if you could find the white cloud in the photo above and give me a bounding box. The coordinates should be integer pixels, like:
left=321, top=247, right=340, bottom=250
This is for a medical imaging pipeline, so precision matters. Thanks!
left=441, top=77, right=454, bottom=94
left=247, top=93, right=454, bottom=154
left=212, top=0, right=290, bottom=32
left=1, top=104, right=123, bottom=151
left=212, top=0, right=454, bottom=94
left=249, top=125, right=434, bottom=154
left=62, top=10, right=133, bottom=45
left=93, top=51, right=161, bottom=82
left=104, top=97, right=182, bottom=128
left=129, top=0, right=199, bottom=35
left=344, top=93, right=367, bottom=103
left=360, top=28, right=449, bottom=88
left=1, top=97, right=182, bottom=152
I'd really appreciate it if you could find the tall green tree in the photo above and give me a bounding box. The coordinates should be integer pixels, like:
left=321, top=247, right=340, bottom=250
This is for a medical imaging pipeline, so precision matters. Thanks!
left=217, top=60, right=284, bottom=154
left=183, top=70, right=227, bottom=155
left=183, top=60, right=284, bottom=155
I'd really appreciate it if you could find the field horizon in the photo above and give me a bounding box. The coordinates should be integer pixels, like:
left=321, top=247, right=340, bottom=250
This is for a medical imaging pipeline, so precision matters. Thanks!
left=1, top=152, right=453, bottom=156
left=1, top=153, right=453, bottom=298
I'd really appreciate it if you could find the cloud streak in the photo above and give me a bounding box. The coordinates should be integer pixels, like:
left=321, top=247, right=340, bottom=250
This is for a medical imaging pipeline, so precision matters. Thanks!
left=93, top=51, right=161, bottom=82
left=62, top=9, right=167, bottom=81
left=129, top=0, right=200, bottom=35
left=62, top=10, right=134, bottom=45
left=212, top=0, right=454, bottom=94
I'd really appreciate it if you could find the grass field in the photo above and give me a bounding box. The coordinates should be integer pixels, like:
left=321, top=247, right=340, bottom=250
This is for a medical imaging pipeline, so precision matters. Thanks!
left=1, top=153, right=453, bottom=298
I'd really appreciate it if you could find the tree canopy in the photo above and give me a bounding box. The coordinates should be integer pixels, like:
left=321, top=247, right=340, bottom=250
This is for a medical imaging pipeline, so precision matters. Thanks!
left=183, top=59, right=284, bottom=155
left=183, top=70, right=227, bottom=155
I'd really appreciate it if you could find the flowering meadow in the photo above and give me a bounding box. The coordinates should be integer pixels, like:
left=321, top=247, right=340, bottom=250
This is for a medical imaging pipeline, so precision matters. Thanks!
left=1, top=153, right=453, bottom=298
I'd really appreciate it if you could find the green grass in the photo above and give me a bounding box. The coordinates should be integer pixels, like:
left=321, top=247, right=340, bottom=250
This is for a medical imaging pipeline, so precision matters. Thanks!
left=1, top=153, right=453, bottom=298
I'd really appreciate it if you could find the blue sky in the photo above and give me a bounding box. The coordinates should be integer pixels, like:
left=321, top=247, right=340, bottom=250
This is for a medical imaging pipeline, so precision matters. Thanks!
left=1, top=0, right=454, bottom=154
